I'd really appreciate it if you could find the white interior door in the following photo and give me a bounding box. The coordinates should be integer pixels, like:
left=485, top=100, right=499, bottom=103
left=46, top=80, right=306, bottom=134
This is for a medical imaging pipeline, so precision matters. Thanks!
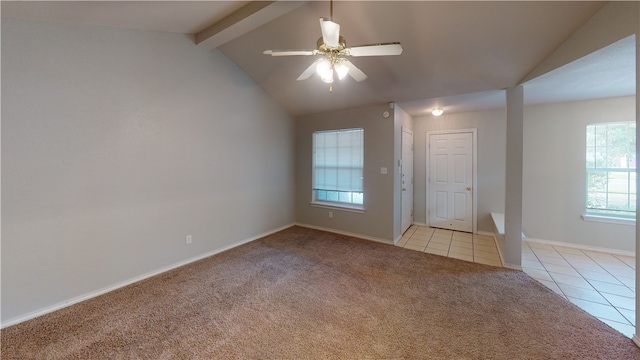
left=428, top=132, right=473, bottom=232
left=401, top=128, right=414, bottom=234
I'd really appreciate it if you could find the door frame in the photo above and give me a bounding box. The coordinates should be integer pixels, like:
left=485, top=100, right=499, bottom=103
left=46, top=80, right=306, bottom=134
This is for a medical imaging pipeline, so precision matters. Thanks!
left=426, top=128, right=478, bottom=233
left=401, top=127, right=414, bottom=234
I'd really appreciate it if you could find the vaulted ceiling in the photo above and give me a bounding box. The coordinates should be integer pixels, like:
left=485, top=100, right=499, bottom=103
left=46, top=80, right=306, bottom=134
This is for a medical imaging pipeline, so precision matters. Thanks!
left=2, top=1, right=635, bottom=117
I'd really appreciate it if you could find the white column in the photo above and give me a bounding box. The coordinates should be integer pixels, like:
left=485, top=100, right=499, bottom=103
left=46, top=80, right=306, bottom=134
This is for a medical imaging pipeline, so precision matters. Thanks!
left=504, top=86, right=524, bottom=268
left=633, top=4, right=640, bottom=347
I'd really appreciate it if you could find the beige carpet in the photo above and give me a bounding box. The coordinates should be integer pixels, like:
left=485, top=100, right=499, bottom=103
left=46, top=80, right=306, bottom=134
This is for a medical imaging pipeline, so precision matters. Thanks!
left=2, top=226, right=639, bottom=359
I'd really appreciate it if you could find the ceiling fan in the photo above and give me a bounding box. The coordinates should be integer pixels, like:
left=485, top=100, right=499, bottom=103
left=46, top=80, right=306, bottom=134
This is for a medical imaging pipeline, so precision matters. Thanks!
left=263, top=0, right=403, bottom=91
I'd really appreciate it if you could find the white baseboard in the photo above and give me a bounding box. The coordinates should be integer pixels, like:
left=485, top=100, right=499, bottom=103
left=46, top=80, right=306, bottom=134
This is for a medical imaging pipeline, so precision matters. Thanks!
left=633, top=335, right=640, bottom=348
left=503, top=263, right=523, bottom=271
left=295, top=223, right=394, bottom=245
left=524, top=237, right=635, bottom=257
left=0, top=223, right=296, bottom=329
left=394, top=234, right=403, bottom=244
left=412, top=222, right=428, bottom=227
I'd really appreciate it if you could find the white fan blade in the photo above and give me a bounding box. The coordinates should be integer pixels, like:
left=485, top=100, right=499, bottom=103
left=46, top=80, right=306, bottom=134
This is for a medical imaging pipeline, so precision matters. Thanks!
left=342, top=60, right=368, bottom=82
left=319, top=18, right=340, bottom=47
left=263, top=50, right=317, bottom=56
left=297, top=59, right=323, bottom=81
left=348, top=43, right=403, bottom=57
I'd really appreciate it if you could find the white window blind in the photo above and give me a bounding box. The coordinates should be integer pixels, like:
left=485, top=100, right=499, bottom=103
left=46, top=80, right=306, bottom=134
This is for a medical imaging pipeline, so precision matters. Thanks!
left=313, top=128, right=364, bottom=205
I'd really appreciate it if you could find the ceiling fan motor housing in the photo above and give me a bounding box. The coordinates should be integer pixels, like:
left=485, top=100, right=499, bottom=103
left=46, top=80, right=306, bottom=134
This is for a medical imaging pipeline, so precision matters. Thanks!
left=317, top=36, right=347, bottom=53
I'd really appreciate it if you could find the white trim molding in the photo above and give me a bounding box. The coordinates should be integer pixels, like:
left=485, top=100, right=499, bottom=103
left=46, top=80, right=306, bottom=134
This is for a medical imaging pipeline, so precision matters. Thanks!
left=0, top=223, right=296, bottom=329
left=394, top=234, right=403, bottom=244
left=524, top=237, right=635, bottom=258
left=581, top=214, right=635, bottom=226
left=310, top=202, right=365, bottom=213
left=295, top=222, right=394, bottom=245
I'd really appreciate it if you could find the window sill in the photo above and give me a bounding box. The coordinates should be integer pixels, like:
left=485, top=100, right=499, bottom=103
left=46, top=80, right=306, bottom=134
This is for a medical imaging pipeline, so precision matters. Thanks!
left=581, top=214, right=635, bottom=226
left=310, top=201, right=365, bottom=213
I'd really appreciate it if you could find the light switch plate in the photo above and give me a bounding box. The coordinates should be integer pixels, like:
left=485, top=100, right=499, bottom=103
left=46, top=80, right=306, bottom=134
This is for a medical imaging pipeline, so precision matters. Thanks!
left=380, top=167, right=387, bottom=174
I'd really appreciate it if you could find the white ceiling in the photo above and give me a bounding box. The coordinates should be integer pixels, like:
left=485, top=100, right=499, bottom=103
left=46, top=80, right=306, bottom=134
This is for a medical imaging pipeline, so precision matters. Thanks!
left=400, top=34, right=637, bottom=117
left=2, top=1, right=635, bottom=117
left=523, top=35, right=636, bottom=106
left=1, top=1, right=251, bottom=34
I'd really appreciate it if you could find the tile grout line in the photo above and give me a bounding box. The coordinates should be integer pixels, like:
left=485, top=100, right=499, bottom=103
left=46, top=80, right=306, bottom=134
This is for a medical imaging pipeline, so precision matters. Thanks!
left=405, top=226, right=528, bottom=268
left=528, top=245, right=599, bottom=318
left=579, top=250, right=635, bottom=290
left=528, top=257, right=634, bottom=328
left=542, top=245, right=635, bottom=328
left=526, top=248, right=628, bottom=328
left=554, top=245, right=635, bottom=299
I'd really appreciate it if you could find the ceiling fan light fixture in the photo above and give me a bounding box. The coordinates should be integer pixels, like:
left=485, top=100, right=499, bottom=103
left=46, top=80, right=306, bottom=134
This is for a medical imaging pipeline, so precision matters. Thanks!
left=432, top=108, right=444, bottom=116
left=316, top=58, right=330, bottom=75
left=316, top=59, right=334, bottom=83
left=263, top=0, right=402, bottom=87
left=335, top=62, right=350, bottom=80
left=320, top=71, right=334, bottom=83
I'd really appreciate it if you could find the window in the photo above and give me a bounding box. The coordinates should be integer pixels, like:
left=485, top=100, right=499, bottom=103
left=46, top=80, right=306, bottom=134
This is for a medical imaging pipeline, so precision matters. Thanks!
left=586, top=121, right=636, bottom=218
left=312, top=128, right=364, bottom=208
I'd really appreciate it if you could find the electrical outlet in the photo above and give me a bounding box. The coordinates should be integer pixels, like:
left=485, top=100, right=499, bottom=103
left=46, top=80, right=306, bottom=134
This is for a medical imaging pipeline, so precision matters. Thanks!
left=329, top=211, right=333, bottom=218
left=185, top=235, right=192, bottom=244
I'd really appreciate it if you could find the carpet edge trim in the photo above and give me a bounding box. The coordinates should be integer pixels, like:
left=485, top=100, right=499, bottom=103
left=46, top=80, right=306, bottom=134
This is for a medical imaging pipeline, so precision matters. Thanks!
left=0, top=222, right=296, bottom=329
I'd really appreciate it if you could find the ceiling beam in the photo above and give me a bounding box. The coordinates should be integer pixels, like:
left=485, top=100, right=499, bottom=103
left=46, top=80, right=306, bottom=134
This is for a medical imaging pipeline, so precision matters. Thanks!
left=195, top=1, right=307, bottom=50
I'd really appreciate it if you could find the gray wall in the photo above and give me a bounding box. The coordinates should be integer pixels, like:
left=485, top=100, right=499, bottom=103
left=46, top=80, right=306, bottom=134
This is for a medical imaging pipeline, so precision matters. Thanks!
left=2, top=19, right=295, bottom=323
left=523, top=96, right=636, bottom=252
left=413, top=108, right=507, bottom=233
left=295, top=104, right=396, bottom=242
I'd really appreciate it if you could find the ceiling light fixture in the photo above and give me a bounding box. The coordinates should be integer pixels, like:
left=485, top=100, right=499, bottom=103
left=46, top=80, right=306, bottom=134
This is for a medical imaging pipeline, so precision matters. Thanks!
left=315, top=58, right=351, bottom=84
left=316, top=59, right=334, bottom=83
left=432, top=108, right=444, bottom=116
left=334, top=62, right=350, bottom=80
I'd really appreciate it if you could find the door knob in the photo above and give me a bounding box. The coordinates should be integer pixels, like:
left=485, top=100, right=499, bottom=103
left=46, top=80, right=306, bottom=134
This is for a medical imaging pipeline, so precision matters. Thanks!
left=402, top=188, right=406, bottom=191
left=466, top=186, right=471, bottom=191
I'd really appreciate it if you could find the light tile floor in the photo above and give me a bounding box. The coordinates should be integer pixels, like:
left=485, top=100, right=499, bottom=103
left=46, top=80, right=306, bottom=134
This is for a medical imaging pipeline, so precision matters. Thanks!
left=396, top=225, right=503, bottom=268
left=397, top=225, right=636, bottom=338
left=522, top=240, right=635, bottom=338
